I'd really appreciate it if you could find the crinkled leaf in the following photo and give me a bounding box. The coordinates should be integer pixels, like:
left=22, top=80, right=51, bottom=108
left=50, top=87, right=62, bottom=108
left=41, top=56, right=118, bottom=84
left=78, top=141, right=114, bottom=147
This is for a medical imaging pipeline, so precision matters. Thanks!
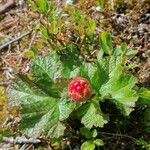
left=32, top=54, right=63, bottom=81
left=77, top=102, right=108, bottom=129
left=33, top=78, right=60, bottom=98
left=47, top=121, right=66, bottom=138
left=79, top=55, right=124, bottom=94
left=108, top=56, right=122, bottom=74
left=8, top=77, right=75, bottom=138
left=8, top=76, right=49, bottom=107
left=80, top=62, right=108, bottom=93
left=22, top=105, right=58, bottom=138
left=22, top=98, right=75, bottom=138
left=32, top=55, right=61, bottom=97
left=59, top=99, right=76, bottom=121
left=100, top=65, right=138, bottom=116
left=32, top=52, right=81, bottom=80
left=81, top=103, right=107, bottom=129
left=97, top=51, right=122, bottom=75
left=8, top=53, right=79, bottom=137
left=31, top=53, right=80, bottom=96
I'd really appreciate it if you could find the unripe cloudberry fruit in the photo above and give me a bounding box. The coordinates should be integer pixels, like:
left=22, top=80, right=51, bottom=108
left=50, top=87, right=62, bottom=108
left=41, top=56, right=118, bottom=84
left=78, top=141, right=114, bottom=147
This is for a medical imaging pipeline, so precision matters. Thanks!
left=68, top=77, right=92, bottom=102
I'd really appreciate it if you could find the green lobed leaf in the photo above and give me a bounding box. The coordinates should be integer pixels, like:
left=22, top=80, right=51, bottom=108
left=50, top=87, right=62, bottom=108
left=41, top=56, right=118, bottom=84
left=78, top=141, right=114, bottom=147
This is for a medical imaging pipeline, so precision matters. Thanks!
left=32, top=54, right=63, bottom=81
left=77, top=101, right=108, bottom=129
left=59, top=99, right=76, bottom=121
left=8, top=41, right=140, bottom=140
left=31, top=53, right=80, bottom=96
left=21, top=98, right=75, bottom=138
left=81, top=140, right=95, bottom=150
left=100, top=65, right=138, bottom=116
left=80, top=127, right=97, bottom=139
left=8, top=53, right=81, bottom=138
left=8, top=76, right=76, bottom=138
left=8, top=76, right=50, bottom=107
left=22, top=106, right=59, bottom=138
left=32, top=51, right=81, bottom=81
left=79, top=62, right=108, bottom=93
left=92, top=129, right=98, bottom=138
left=82, top=53, right=124, bottom=94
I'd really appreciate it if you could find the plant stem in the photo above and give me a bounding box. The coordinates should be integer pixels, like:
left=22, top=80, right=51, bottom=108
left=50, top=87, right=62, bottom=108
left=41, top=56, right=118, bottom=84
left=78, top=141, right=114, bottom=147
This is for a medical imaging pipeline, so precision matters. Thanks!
left=100, top=132, right=136, bottom=141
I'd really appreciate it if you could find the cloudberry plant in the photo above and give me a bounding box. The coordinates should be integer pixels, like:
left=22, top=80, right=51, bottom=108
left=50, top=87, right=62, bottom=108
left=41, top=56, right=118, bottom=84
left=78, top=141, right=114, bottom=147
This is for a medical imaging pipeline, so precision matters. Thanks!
left=68, top=77, right=92, bottom=102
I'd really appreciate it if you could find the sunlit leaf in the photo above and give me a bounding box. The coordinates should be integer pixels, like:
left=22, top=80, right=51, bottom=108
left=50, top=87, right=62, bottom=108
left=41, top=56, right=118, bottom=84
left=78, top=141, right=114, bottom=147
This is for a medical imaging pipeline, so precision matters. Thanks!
left=8, top=76, right=75, bottom=138
left=100, top=32, right=113, bottom=55
left=35, top=0, right=49, bottom=14
left=81, top=140, right=95, bottom=150
left=100, top=65, right=138, bottom=116
left=76, top=102, right=108, bottom=129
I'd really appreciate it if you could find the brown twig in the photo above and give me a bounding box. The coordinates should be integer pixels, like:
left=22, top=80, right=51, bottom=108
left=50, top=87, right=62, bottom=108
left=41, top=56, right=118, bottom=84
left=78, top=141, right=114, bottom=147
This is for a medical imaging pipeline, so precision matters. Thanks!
left=100, top=132, right=136, bottom=142
left=0, top=0, right=16, bottom=14
left=3, top=136, right=41, bottom=144
left=0, top=30, right=32, bottom=50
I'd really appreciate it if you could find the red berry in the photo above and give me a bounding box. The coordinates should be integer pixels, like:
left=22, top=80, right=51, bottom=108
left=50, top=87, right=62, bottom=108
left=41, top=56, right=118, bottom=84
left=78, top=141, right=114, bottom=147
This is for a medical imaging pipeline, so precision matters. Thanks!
left=68, top=77, right=92, bottom=102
